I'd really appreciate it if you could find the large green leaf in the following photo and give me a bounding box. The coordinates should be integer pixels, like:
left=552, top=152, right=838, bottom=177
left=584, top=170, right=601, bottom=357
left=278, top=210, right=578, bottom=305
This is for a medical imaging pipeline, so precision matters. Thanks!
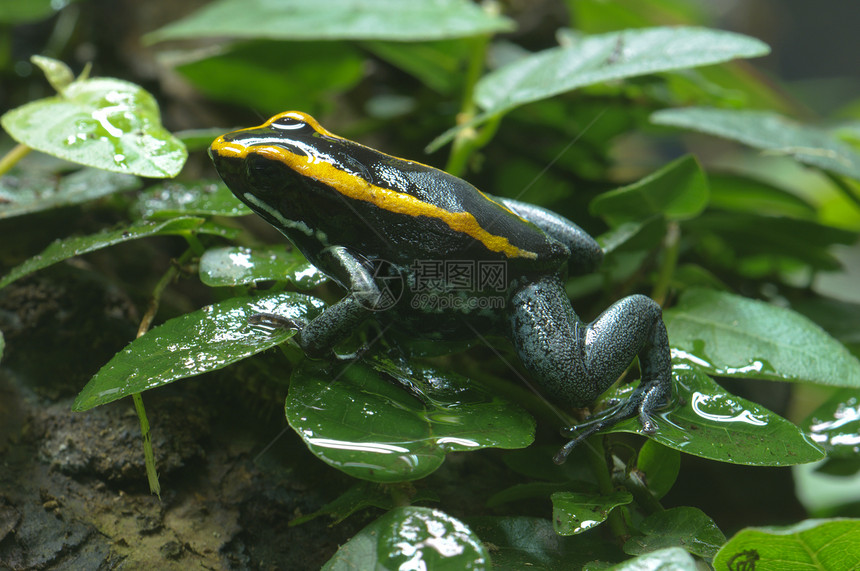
left=713, top=519, right=860, bottom=571
left=286, top=355, right=535, bottom=482
left=1, top=57, right=186, bottom=178
left=624, top=507, right=725, bottom=560
left=0, top=167, right=139, bottom=219
left=599, top=361, right=824, bottom=466
left=589, top=154, right=709, bottom=225
left=465, top=517, right=622, bottom=569
left=0, top=0, right=81, bottom=24
left=665, top=289, right=860, bottom=387
left=72, top=292, right=324, bottom=411
left=551, top=491, right=632, bottom=536
left=174, top=41, right=364, bottom=115
left=475, top=27, right=769, bottom=116
left=147, top=0, right=514, bottom=43
left=322, top=507, right=489, bottom=571
left=0, top=216, right=232, bottom=290
left=652, top=107, right=860, bottom=180
left=198, top=246, right=327, bottom=289
left=132, top=181, right=250, bottom=219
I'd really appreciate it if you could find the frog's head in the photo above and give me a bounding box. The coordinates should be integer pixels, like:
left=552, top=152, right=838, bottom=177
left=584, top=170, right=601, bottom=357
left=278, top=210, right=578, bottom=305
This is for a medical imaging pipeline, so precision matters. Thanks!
left=208, top=111, right=372, bottom=234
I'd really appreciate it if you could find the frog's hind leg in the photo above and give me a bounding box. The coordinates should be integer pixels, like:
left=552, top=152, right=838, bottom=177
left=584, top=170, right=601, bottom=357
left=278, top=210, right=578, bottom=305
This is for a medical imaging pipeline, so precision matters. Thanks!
left=508, top=276, right=671, bottom=463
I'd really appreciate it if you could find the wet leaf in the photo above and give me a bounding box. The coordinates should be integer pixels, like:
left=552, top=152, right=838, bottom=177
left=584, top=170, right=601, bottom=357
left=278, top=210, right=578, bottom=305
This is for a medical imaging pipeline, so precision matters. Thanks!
left=286, top=355, right=535, bottom=482
left=590, top=155, right=709, bottom=225
left=475, top=27, right=769, bottom=116
left=148, top=0, right=514, bottom=43
left=132, top=180, right=249, bottom=219
left=652, top=107, right=860, bottom=180
left=0, top=167, right=139, bottom=220
left=637, top=440, right=681, bottom=499
left=624, top=506, right=726, bottom=559
left=73, top=292, right=324, bottom=411
left=31, top=55, right=75, bottom=93
left=465, top=516, right=622, bottom=569
left=665, top=288, right=860, bottom=387
left=551, top=491, right=632, bottom=536
left=0, top=216, right=234, bottom=290
left=599, top=361, right=824, bottom=465
left=610, top=547, right=699, bottom=570
left=199, top=246, right=327, bottom=289
left=1, top=57, right=187, bottom=178
left=321, top=506, right=489, bottom=571
left=713, top=519, right=860, bottom=571
left=801, top=388, right=860, bottom=459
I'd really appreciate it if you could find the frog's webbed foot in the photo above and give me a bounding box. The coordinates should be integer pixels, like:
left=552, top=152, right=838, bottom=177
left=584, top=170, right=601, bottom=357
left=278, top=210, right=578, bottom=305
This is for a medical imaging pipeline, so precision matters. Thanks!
left=553, top=377, right=669, bottom=464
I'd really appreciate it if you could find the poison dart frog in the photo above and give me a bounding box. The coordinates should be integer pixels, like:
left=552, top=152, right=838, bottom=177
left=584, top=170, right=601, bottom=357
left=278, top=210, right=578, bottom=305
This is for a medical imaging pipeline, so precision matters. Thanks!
left=209, top=111, right=672, bottom=463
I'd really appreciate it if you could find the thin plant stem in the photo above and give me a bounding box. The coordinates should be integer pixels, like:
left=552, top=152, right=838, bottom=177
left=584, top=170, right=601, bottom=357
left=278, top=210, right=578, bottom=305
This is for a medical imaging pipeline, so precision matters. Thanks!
left=0, top=144, right=32, bottom=178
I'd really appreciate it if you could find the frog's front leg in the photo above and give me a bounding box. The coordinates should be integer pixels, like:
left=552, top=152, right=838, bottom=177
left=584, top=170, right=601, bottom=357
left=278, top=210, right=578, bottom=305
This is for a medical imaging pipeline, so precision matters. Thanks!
left=509, top=275, right=671, bottom=463
left=256, top=246, right=379, bottom=358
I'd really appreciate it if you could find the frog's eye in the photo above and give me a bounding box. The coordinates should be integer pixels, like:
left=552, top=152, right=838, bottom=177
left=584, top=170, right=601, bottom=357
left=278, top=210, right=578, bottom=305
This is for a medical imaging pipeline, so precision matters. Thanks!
left=269, top=114, right=314, bottom=133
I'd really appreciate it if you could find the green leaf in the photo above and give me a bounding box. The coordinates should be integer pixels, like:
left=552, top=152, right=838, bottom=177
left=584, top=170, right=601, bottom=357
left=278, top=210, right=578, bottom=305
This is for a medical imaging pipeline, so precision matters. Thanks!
left=465, top=516, right=622, bottom=569
left=364, top=39, right=471, bottom=94
left=607, top=547, right=698, bottom=570
left=589, top=155, right=709, bottom=225
left=174, top=41, right=364, bottom=116
left=199, top=246, right=327, bottom=288
left=551, top=491, right=632, bottom=536
left=713, top=519, right=860, bottom=571
left=147, top=0, right=514, bottom=43
left=321, top=506, right=490, bottom=571
left=132, top=180, right=250, bottom=219
left=603, top=361, right=824, bottom=465
left=72, top=292, right=324, bottom=411
left=624, top=507, right=726, bottom=560
left=665, top=288, right=860, bottom=387
left=0, top=216, right=217, bottom=290
left=0, top=0, right=81, bottom=24
left=1, top=62, right=187, bottom=178
left=652, top=107, right=860, bottom=181
left=0, top=167, right=139, bottom=220
left=31, top=55, right=76, bottom=93
left=687, top=212, right=855, bottom=273
left=637, top=440, right=681, bottom=499
left=708, top=173, right=816, bottom=219
left=286, top=355, right=535, bottom=482
left=801, top=388, right=860, bottom=460
left=475, top=27, right=769, bottom=116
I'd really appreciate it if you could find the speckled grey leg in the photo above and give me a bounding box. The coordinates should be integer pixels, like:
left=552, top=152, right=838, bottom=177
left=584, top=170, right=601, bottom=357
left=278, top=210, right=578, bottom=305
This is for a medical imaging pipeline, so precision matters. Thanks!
left=509, top=276, right=672, bottom=462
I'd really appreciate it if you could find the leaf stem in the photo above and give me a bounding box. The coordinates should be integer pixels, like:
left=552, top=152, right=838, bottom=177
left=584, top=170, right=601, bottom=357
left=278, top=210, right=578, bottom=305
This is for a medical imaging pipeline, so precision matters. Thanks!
left=132, top=247, right=195, bottom=497
left=586, top=437, right=629, bottom=541
left=0, top=144, right=32, bottom=178
left=651, top=221, right=680, bottom=306
left=445, top=34, right=491, bottom=177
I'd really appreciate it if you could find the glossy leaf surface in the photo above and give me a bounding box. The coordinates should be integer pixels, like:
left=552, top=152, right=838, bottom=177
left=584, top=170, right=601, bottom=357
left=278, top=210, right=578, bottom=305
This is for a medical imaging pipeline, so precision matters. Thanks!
left=73, top=292, right=323, bottom=411
left=0, top=216, right=229, bottom=290
left=286, top=356, right=535, bottom=482
left=624, top=507, right=725, bottom=559
left=801, top=388, right=860, bottom=459
left=600, top=361, right=824, bottom=465
left=665, top=288, right=860, bottom=387
left=551, top=491, right=632, bottom=535
left=590, top=154, right=709, bottom=225
left=0, top=167, right=139, bottom=220
left=132, top=181, right=249, bottom=219
left=636, top=440, right=681, bottom=500
left=149, top=0, right=514, bottom=43
left=2, top=59, right=186, bottom=177
left=652, top=107, right=860, bottom=180
left=199, top=246, right=327, bottom=289
left=713, top=519, right=860, bottom=571
left=475, top=27, right=769, bottom=116
left=322, top=507, right=489, bottom=571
